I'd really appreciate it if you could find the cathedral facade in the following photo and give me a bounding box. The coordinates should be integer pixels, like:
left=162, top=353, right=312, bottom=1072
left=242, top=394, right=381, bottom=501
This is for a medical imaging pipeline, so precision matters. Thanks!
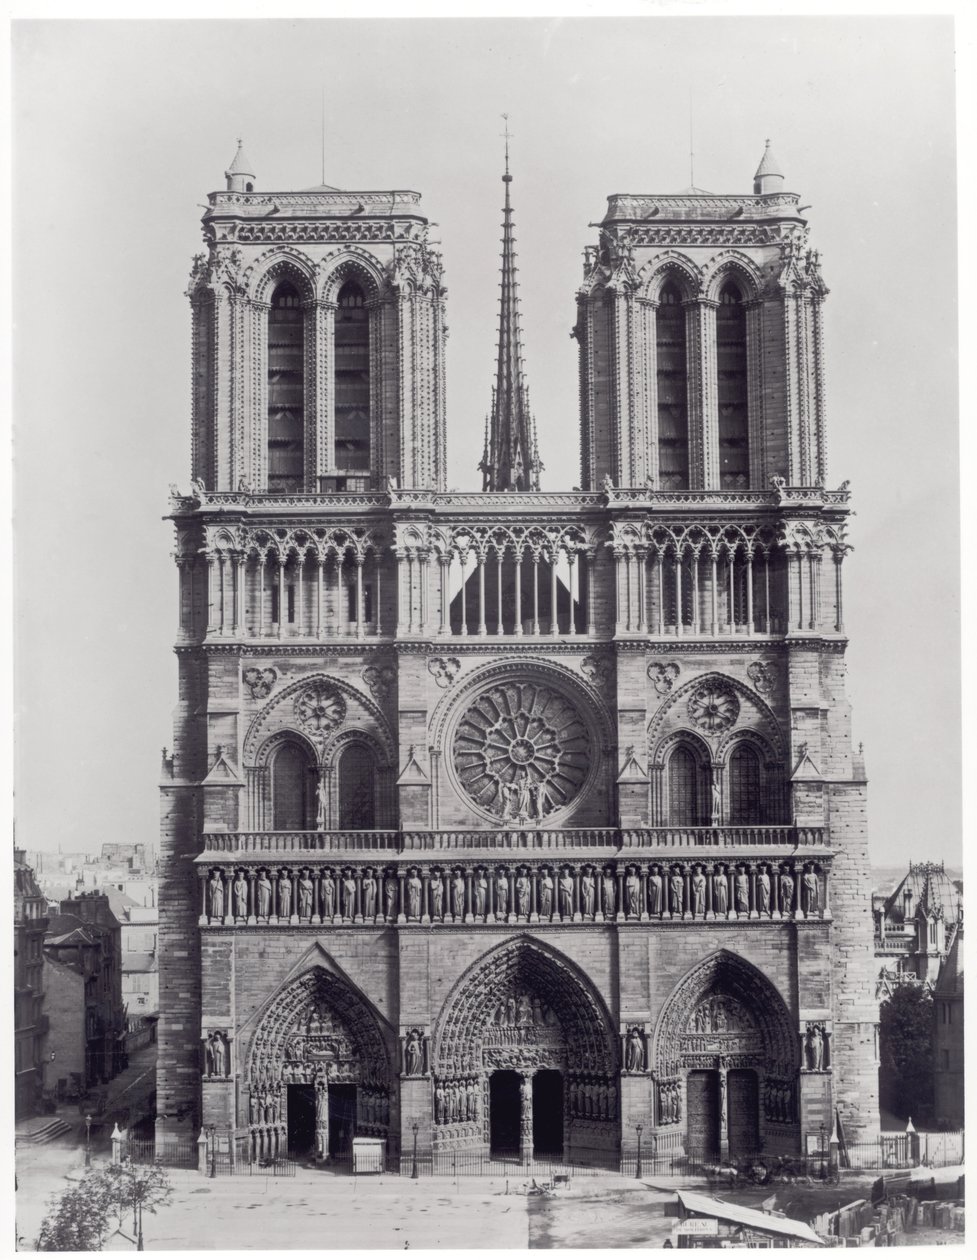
left=157, top=140, right=878, bottom=1167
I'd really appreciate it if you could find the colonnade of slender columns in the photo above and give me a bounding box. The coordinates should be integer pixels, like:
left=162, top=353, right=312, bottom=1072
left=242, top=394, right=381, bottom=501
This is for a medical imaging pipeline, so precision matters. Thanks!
left=443, top=547, right=587, bottom=637
left=199, top=551, right=380, bottom=639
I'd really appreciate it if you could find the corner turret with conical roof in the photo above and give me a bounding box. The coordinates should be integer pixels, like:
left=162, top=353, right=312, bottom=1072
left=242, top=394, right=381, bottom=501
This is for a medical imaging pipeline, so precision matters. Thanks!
left=225, top=140, right=256, bottom=193
left=753, top=139, right=785, bottom=195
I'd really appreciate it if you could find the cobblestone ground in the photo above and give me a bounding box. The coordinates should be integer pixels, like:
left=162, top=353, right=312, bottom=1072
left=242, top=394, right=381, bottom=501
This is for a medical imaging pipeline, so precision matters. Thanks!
left=13, top=1151, right=964, bottom=1251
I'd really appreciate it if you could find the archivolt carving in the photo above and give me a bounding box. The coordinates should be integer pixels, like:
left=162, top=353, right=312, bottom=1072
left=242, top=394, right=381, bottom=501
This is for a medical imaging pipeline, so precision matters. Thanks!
left=653, top=950, right=796, bottom=1081
left=700, top=250, right=764, bottom=302
left=637, top=252, right=702, bottom=301
left=435, top=938, right=618, bottom=1078
left=247, top=966, right=391, bottom=1092
left=246, top=249, right=317, bottom=304
left=243, top=672, right=395, bottom=767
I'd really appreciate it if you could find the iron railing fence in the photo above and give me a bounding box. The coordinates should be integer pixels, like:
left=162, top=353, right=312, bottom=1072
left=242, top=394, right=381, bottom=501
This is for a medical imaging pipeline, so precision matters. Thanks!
left=127, top=1137, right=199, bottom=1169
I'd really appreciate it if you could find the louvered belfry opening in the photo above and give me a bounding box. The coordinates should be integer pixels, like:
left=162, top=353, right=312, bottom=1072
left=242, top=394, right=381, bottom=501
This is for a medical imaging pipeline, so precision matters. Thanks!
left=656, top=282, right=689, bottom=490
left=334, top=281, right=370, bottom=473
left=267, top=282, right=305, bottom=492
left=717, top=282, right=749, bottom=488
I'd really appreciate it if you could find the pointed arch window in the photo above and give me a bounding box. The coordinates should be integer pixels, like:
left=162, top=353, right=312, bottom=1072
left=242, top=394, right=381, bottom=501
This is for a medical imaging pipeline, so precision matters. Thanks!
left=656, top=282, right=689, bottom=490
left=667, top=743, right=707, bottom=826
left=717, top=282, right=749, bottom=488
left=334, top=281, right=370, bottom=473
left=272, top=741, right=314, bottom=831
left=267, top=282, right=305, bottom=492
left=727, top=743, right=763, bottom=825
left=338, top=743, right=376, bottom=829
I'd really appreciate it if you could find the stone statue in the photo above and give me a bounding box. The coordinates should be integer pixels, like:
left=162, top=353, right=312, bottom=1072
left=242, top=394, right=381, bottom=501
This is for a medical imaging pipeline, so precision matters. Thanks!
left=315, top=774, right=327, bottom=831
left=581, top=870, right=595, bottom=916
left=719, top=1069, right=727, bottom=1128
left=204, top=1037, right=215, bottom=1076
left=516, top=873, right=530, bottom=917
left=257, top=872, right=272, bottom=918
left=298, top=873, right=313, bottom=919
left=803, top=867, right=820, bottom=915
left=405, top=1030, right=423, bottom=1077
left=780, top=870, right=795, bottom=913
left=516, top=771, right=533, bottom=819
left=539, top=871, right=554, bottom=918
left=212, top=1032, right=227, bottom=1077
left=691, top=866, right=706, bottom=917
left=713, top=867, right=728, bottom=915
left=278, top=873, right=292, bottom=919
left=321, top=872, right=336, bottom=918
left=558, top=870, right=574, bottom=917
left=209, top=873, right=224, bottom=919
left=517, top=993, right=532, bottom=1024
left=435, top=1082, right=445, bottom=1123
left=474, top=873, right=488, bottom=917
left=233, top=873, right=248, bottom=918
left=343, top=873, right=357, bottom=917
left=602, top=871, right=616, bottom=917
left=648, top=868, right=663, bottom=916
left=361, top=871, right=377, bottom=918
left=757, top=865, right=771, bottom=915
left=626, top=1028, right=644, bottom=1072
left=670, top=871, right=684, bottom=915
left=495, top=873, right=509, bottom=916
left=806, top=1024, right=825, bottom=1071
left=407, top=872, right=422, bottom=919
left=625, top=868, right=640, bottom=917
left=431, top=875, right=445, bottom=919
left=711, top=776, right=721, bottom=824
left=451, top=872, right=465, bottom=918
left=734, top=866, right=749, bottom=913
left=384, top=876, right=398, bottom=919
left=467, top=1080, right=477, bottom=1121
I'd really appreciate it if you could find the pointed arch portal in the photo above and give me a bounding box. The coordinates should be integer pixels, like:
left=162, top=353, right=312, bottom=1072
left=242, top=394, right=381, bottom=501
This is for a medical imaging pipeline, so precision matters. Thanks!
left=653, top=950, right=799, bottom=1160
left=434, top=939, right=619, bottom=1162
left=246, top=967, right=391, bottom=1163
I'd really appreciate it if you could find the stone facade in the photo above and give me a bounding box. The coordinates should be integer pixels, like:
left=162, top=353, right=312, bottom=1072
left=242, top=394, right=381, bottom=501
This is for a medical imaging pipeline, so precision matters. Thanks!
left=14, top=850, right=48, bottom=1118
left=156, top=142, right=878, bottom=1165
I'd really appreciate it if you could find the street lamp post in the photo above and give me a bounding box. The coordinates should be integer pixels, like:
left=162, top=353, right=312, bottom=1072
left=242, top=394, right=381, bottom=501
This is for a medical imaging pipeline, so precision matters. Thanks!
left=411, top=1121, right=419, bottom=1180
left=819, top=1122, right=827, bottom=1180
left=635, top=1123, right=643, bottom=1180
left=85, top=1114, right=92, bottom=1167
left=207, top=1124, right=217, bottom=1179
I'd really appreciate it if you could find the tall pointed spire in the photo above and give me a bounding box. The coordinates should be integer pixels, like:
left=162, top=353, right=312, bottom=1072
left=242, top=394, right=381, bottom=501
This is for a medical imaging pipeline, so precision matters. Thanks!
left=480, top=117, right=542, bottom=492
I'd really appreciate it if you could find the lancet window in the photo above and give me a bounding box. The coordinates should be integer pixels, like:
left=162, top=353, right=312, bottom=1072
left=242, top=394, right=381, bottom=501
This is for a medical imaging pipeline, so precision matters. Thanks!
left=727, top=743, right=763, bottom=825
left=267, top=283, right=306, bottom=492
left=334, top=281, right=370, bottom=473
left=272, top=741, right=315, bottom=831
left=667, top=743, right=708, bottom=826
left=716, top=282, right=749, bottom=488
left=656, top=283, right=689, bottom=490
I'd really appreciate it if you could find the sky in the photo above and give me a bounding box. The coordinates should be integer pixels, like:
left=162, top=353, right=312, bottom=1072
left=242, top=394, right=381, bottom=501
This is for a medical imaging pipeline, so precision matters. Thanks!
left=12, top=15, right=960, bottom=866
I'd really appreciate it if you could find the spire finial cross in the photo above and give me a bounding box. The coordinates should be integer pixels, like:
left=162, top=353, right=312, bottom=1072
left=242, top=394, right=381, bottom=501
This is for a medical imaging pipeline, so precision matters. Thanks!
left=501, top=113, right=513, bottom=177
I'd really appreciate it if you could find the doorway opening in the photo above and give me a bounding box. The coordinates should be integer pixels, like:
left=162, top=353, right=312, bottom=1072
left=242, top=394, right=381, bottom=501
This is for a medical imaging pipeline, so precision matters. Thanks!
left=328, top=1083, right=357, bottom=1158
left=489, top=1070, right=521, bottom=1157
left=286, top=1083, right=316, bottom=1157
left=686, top=1070, right=720, bottom=1161
left=727, top=1069, right=760, bottom=1157
left=532, top=1070, right=564, bottom=1155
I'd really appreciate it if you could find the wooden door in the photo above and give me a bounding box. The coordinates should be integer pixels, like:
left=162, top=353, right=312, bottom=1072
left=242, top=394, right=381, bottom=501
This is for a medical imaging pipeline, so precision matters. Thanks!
left=685, top=1070, right=720, bottom=1160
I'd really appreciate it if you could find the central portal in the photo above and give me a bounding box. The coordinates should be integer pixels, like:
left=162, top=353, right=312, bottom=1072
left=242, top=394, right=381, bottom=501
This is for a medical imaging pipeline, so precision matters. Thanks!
left=286, top=1084, right=316, bottom=1157
left=532, top=1070, right=564, bottom=1155
left=489, top=1071, right=521, bottom=1156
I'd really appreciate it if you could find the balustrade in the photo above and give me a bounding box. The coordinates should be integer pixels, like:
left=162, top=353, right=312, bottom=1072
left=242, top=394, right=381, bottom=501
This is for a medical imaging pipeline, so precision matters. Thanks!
left=199, top=856, right=829, bottom=928
left=201, top=825, right=822, bottom=855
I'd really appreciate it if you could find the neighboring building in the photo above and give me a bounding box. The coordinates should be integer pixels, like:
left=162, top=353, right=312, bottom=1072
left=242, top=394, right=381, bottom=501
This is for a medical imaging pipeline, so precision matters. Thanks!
left=156, top=141, right=878, bottom=1165
left=932, top=922, right=963, bottom=1129
left=44, top=892, right=125, bottom=1092
left=874, top=862, right=962, bottom=996
left=14, top=849, right=49, bottom=1118
left=104, top=886, right=160, bottom=1020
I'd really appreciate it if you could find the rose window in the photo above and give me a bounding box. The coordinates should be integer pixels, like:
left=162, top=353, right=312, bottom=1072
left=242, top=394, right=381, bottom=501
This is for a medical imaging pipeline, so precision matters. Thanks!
left=452, top=681, right=591, bottom=821
left=295, top=685, right=347, bottom=736
left=687, top=681, right=740, bottom=733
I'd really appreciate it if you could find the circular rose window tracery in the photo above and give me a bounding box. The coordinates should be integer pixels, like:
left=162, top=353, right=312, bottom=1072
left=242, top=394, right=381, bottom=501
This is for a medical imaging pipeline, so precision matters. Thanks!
left=295, top=685, right=346, bottom=737
left=687, top=681, right=740, bottom=733
left=452, top=681, right=591, bottom=822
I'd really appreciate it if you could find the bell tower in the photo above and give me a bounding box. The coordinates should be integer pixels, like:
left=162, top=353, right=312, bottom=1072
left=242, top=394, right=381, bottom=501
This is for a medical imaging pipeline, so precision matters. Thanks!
left=187, top=142, right=448, bottom=493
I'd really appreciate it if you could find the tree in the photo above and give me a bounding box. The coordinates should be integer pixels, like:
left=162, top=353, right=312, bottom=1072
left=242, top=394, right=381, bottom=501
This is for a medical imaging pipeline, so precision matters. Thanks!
left=36, top=1162, right=173, bottom=1252
left=879, top=984, right=934, bottom=1121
